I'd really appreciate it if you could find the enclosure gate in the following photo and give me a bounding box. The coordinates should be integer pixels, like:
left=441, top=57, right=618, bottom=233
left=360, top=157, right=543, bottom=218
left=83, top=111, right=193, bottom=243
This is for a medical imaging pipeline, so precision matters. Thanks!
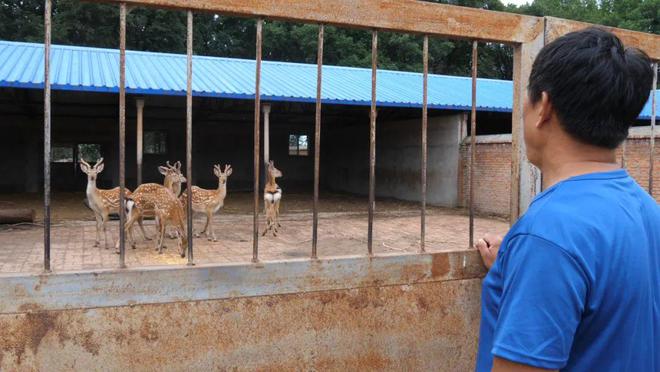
left=0, top=0, right=657, bottom=369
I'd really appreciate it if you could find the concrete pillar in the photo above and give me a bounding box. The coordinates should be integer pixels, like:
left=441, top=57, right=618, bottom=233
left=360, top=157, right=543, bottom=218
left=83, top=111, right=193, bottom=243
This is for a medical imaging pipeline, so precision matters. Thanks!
left=510, top=21, right=544, bottom=223
left=263, top=103, right=271, bottom=165
left=136, top=98, right=145, bottom=185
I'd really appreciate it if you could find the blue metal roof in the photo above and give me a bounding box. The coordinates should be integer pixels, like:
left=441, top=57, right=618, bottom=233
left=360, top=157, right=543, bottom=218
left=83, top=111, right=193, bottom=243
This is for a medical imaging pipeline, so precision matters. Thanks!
left=0, top=40, right=657, bottom=118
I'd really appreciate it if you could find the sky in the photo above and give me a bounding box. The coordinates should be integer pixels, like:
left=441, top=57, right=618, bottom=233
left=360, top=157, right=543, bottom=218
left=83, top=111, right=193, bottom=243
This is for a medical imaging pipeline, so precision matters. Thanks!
left=504, top=0, right=531, bottom=6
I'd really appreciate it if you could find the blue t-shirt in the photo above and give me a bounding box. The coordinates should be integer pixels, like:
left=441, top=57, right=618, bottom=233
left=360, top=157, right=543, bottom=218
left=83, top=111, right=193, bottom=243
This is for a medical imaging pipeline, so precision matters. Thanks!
left=476, top=169, right=660, bottom=371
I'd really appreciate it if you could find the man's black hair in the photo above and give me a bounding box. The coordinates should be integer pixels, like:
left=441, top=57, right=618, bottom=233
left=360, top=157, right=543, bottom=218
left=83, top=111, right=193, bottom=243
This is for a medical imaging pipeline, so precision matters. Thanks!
left=528, top=27, right=654, bottom=149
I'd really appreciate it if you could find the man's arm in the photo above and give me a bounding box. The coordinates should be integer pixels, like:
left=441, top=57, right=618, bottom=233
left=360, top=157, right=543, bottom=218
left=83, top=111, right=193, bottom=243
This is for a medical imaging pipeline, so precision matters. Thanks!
left=492, top=357, right=558, bottom=372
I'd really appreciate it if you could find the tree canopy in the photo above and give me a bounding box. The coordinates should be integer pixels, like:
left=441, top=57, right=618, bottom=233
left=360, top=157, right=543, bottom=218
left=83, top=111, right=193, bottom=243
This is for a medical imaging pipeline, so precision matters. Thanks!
left=1, top=0, right=658, bottom=80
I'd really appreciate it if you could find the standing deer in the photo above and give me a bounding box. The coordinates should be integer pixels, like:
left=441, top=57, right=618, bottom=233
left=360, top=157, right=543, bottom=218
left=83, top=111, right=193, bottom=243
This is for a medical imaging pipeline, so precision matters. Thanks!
left=180, top=164, right=232, bottom=241
left=263, top=160, right=283, bottom=236
left=165, top=160, right=183, bottom=197
left=140, top=161, right=184, bottom=240
left=80, top=158, right=149, bottom=248
left=121, top=167, right=188, bottom=256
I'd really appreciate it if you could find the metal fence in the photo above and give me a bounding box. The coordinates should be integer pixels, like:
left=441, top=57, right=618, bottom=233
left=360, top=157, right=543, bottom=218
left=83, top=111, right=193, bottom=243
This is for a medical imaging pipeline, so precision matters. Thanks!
left=40, top=0, right=659, bottom=271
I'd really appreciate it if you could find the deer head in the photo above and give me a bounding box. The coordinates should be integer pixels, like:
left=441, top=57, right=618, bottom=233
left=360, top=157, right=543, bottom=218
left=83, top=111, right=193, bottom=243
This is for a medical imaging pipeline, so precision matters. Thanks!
left=213, top=164, right=233, bottom=186
left=158, top=162, right=187, bottom=190
left=267, top=160, right=282, bottom=179
left=80, top=157, right=104, bottom=182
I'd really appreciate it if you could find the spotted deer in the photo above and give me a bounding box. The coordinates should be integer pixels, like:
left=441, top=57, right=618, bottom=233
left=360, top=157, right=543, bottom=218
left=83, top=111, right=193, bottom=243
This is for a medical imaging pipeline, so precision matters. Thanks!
left=80, top=158, right=149, bottom=248
left=121, top=168, right=188, bottom=256
left=180, top=164, right=232, bottom=241
left=263, top=160, right=283, bottom=236
left=165, top=160, right=183, bottom=197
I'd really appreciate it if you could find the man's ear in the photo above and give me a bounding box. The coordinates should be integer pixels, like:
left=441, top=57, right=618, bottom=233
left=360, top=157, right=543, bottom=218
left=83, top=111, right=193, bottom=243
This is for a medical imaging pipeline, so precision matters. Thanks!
left=536, top=91, right=553, bottom=129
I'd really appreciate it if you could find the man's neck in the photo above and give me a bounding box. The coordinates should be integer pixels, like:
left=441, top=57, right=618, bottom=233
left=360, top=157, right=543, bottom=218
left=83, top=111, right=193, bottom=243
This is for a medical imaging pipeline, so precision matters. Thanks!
left=539, top=143, right=619, bottom=189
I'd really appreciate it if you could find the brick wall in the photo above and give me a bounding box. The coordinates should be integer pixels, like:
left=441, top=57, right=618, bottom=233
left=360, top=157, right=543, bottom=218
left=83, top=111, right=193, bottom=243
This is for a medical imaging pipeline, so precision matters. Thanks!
left=458, top=135, right=513, bottom=218
left=459, top=132, right=660, bottom=219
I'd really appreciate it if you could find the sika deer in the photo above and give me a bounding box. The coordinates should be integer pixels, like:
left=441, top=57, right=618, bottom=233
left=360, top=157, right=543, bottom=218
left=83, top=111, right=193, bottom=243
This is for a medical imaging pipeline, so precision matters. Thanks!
left=263, top=160, right=283, bottom=236
left=121, top=167, right=188, bottom=255
left=80, top=158, right=149, bottom=248
left=180, top=164, right=232, bottom=241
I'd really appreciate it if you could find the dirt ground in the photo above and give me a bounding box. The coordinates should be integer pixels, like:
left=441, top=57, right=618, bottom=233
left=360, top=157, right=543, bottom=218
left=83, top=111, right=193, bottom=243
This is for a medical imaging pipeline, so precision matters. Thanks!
left=0, top=192, right=509, bottom=274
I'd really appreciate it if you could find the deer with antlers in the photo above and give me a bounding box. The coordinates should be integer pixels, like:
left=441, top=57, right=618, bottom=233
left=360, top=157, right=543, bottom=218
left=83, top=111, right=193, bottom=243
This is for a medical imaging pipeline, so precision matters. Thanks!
left=263, top=160, right=283, bottom=237
left=121, top=166, right=188, bottom=256
left=79, top=157, right=149, bottom=248
left=180, top=164, right=232, bottom=242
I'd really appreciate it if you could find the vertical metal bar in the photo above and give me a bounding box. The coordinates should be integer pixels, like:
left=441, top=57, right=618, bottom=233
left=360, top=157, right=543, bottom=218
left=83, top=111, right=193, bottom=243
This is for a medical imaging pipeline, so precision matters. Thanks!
left=649, top=62, right=657, bottom=196
left=252, top=19, right=263, bottom=263
left=312, top=24, right=324, bottom=260
left=136, top=98, right=144, bottom=185
left=420, top=35, right=428, bottom=253
left=186, top=10, right=194, bottom=264
left=468, top=41, right=478, bottom=248
left=367, top=30, right=378, bottom=256
left=43, top=0, right=52, bottom=272
left=118, top=3, right=127, bottom=268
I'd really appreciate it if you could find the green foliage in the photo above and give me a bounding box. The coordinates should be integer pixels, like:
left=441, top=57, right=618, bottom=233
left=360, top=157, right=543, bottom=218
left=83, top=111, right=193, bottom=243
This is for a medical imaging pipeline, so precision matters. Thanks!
left=0, top=0, right=657, bottom=80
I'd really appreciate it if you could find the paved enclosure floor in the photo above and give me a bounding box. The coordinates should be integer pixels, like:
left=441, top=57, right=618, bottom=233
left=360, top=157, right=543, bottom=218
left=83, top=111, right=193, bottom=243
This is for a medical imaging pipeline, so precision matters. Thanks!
left=0, top=192, right=509, bottom=273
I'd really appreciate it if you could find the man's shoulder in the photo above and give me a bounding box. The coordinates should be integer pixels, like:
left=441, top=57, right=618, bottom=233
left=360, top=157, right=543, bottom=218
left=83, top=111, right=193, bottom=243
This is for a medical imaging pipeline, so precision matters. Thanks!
left=511, top=177, right=656, bottom=250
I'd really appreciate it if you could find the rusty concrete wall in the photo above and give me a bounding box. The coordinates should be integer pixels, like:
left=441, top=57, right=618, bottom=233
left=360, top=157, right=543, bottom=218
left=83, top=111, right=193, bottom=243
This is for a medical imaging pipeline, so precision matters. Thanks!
left=0, top=251, right=486, bottom=371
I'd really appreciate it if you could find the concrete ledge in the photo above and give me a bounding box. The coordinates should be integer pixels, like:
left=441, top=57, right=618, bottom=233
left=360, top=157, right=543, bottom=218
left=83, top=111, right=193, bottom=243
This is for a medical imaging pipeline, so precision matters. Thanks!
left=462, top=134, right=512, bottom=144
left=0, top=250, right=486, bottom=314
left=628, top=126, right=660, bottom=139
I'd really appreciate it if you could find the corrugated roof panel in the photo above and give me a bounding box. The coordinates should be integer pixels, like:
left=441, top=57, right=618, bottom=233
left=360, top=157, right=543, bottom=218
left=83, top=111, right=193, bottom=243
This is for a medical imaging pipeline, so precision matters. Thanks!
left=0, top=40, right=657, bottom=118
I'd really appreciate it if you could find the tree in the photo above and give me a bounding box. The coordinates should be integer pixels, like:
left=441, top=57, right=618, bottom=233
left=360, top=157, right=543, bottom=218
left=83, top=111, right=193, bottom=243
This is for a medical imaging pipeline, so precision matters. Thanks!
left=0, top=0, right=657, bottom=81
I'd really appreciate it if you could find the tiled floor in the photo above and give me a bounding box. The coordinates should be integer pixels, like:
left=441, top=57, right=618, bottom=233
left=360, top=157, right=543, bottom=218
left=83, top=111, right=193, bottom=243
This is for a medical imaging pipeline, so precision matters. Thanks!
left=0, top=192, right=509, bottom=274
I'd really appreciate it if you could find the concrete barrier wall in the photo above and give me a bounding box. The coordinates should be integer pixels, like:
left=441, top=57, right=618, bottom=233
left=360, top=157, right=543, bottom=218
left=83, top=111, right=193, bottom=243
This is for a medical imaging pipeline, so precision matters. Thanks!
left=325, top=114, right=463, bottom=207
left=0, top=251, right=486, bottom=371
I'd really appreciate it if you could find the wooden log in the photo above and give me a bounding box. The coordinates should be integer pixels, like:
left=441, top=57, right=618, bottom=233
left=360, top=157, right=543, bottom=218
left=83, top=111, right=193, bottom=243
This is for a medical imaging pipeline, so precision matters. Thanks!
left=0, top=208, right=36, bottom=224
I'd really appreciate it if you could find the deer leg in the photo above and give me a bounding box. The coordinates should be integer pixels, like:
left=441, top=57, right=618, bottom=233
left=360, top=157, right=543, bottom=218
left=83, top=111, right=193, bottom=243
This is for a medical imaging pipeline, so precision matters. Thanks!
left=137, top=216, right=152, bottom=241
left=206, top=209, right=217, bottom=242
left=155, top=216, right=166, bottom=254
left=275, top=200, right=282, bottom=228
left=202, top=209, right=213, bottom=241
left=93, top=213, right=102, bottom=247
left=101, top=211, right=110, bottom=249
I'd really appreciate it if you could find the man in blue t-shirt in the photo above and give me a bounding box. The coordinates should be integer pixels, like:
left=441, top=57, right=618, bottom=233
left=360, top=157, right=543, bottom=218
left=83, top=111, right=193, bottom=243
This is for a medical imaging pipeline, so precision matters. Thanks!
left=475, top=28, right=659, bottom=371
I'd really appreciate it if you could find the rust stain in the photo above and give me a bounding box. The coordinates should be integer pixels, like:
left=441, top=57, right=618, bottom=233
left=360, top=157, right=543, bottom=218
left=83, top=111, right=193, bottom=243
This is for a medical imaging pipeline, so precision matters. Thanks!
left=0, top=305, right=57, bottom=364
left=1, top=279, right=483, bottom=370
left=139, top=320, right=160, bottom=342
left=431, top=253, right=451, bottom=278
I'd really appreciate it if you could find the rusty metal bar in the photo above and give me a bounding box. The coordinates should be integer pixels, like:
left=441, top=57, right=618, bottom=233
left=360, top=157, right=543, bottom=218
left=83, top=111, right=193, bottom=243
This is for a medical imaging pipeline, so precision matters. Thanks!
left=544, top=17, right=660, bottom=61
left=312, top=24, right=324, bottom=260
left=649, top=62, right=658, bottom=196
left=367, top=30, right=378, bottom=256
left=43, top=0, right=52, bottom=272
left=252, top=19, right=263, bottom=263
left=93, top=0, right=542, bottom=45
left=468, top=41, right=477, bottom=248
left=420, top=35, right=428, bottom=253
left=186, top=9, right=194, bottom=264
left=118, top=2, right=127, bottom=267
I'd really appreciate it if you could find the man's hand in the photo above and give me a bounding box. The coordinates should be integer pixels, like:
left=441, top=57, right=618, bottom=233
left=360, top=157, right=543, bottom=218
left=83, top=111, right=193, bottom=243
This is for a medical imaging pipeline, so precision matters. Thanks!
left=475, top=233, right=503, bottom=270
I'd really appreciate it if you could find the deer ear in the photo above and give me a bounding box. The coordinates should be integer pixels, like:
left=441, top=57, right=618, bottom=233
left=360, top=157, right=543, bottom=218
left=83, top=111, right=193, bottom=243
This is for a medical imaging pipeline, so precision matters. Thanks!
left=79, top=161, right=90, bottom=173
left=158, top=166, right=169, bottom=175
left=95, top=162, right=105, bottom=173
left=226, top=166, right=233, bottom=176
left=175, top=161, right=181, bottom=170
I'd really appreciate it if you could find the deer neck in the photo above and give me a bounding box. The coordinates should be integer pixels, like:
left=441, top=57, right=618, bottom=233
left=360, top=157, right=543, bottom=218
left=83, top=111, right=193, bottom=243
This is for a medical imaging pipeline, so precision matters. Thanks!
left=217, top=178, right=227, bottom=198
left=266, top=172, right=276, bottom=188
left=163, top=176, right=174, bottom=191
left=85, top=177, right=98, bottom=198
